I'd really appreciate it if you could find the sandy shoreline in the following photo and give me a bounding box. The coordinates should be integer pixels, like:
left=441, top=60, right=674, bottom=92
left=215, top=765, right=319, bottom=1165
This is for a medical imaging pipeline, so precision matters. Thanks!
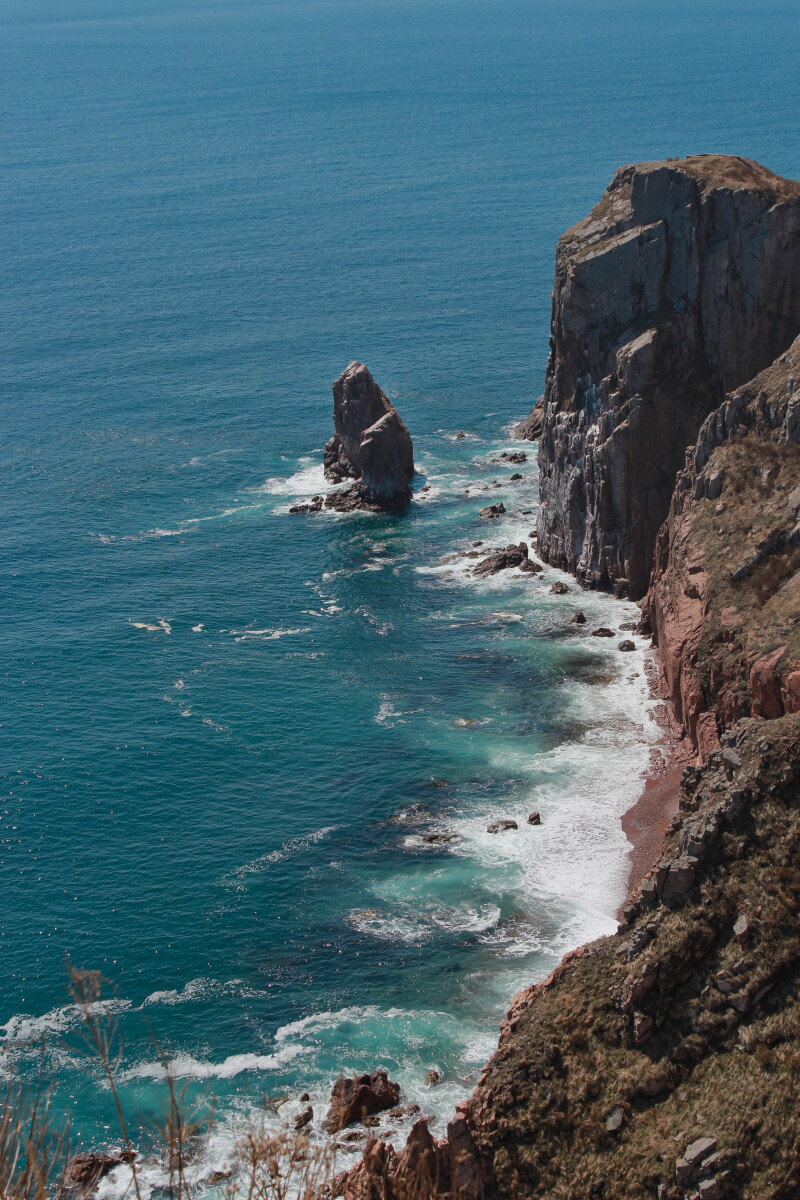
left=618, top=649, right=694, bottom=915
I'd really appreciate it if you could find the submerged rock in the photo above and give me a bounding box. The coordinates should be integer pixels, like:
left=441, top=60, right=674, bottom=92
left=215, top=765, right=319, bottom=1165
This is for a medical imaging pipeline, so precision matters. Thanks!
left=487, top=819, right=518, bottom=833
left=323, top=362, right=414, bottom=510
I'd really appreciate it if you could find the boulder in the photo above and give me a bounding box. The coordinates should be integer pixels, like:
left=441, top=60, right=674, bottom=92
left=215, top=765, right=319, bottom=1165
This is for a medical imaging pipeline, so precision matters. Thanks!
left=323, top=363, right=414, bottom=510
left=500, top=451, right=527, bottom=464
left=527, top=811, right=541, bottom=825
left=618, top=639, right=635, bottom=651
left=550, top=581, right=570, bottom=594
left=473, top=543, right=528, bottom=576
left=323, top=1070, right=401, bottom=1133
left=592, top=627, right=614, bottom=638
left=67, top=1152, right=135, bottom=1187
left=479, top=503, right=506, bottom=519
left=570, top=611, right=587, bottom=624
left=676, top=1137, right=718, bottom=1186
left=294, top=1105, right=313, bottom=1130
left=487, top=819, right=518, bottom=833
left=514, top=396, right=545, bottom=441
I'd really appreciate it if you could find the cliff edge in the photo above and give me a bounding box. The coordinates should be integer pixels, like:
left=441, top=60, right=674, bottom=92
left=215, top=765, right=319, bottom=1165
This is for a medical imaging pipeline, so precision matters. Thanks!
left=536, top=155, right=800, bottom=597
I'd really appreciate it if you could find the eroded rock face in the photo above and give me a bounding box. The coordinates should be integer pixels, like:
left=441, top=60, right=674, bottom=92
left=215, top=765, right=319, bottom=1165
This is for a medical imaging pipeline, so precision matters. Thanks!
left=324, top=362, right=414, bottom=510
left=536, top=155, right=800, bottom=596
left=514, top=396, right=544, bottom=442
left=641, top=334, right=800, bottom=753
left=323, top=1070, right=400, bottom=1133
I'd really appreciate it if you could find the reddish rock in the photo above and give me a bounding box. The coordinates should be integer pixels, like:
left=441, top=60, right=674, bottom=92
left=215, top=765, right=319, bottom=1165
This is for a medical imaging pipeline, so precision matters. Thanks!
left=695, top=712, right=721, bottom=762
left=750, top=646, right=788, bottom=719
left=323, top=1070, right=401, bottom=1133
left=513, top=396, right=544, bottom=441
left=782, top=668, right=800, bottom=714
left=324, top=363, right=414, bottom=510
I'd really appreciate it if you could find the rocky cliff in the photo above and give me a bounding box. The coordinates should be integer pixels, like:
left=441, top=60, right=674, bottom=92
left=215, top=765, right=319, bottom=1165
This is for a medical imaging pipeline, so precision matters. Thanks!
left=536, top=155, right=800, bottom=597
left=324, top=362, right=414, bottom=511
left=641, top=334, right=800, bottom=757
left=338, top=720, right=800, bottom=1200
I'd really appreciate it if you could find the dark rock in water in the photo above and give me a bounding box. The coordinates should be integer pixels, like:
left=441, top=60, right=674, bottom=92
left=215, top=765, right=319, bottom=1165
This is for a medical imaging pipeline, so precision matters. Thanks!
left=592, top=627, right=614, bottom=638
left=487, top=819, right=518, bottom=833
left=454, top=430, right=467, bottom=439
left=618, top=639, right=636, bottom=651
left=509, top=473, right=523, bottom=481
left=501, top=450, right=527, bottom=464
left=300, top=1092, right=310, bottom=1102
left=294, top=1105, right=313, bottom=1130
left=323, top=362, right=414, bottom=510
left=67, top=1152, right=136, bottom=1187
left=527, top=811, right=541, bottom=825
left=570, top=611, right=587, bottom=624
left=550, top=581, right=570, bottom=594
left=474, top=542, right=528, bottom=576
left=289, top=495, right=323, bottom=514
left=426, top=1070, right=440, bottom=1086
left=479, top=503, right=506, bottom=519
left=420, top=833, right=459, bottom=845
left=514, top=396, right=544, bottom=441
left=520, top=559, right=543, bottom=574
left=324, top=1070, right=401, bottom=1132
left=619, top=621, right=638, bottom=631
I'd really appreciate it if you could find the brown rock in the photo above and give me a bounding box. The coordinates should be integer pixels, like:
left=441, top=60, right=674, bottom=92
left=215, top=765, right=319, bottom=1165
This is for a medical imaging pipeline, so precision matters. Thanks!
left=592, top=627, right=614, bottom=638
left=570, top=610, right=586, bottom=623
left=513, top=396, right=544, bottom=441
left=479, top=502, right=505, bottom=519
left=323, top=1070, right=401, bottom=1133
left=536, top=156, right=800, bottom=596
left=67, top=1152, right=135, bottom=1187
left=550, top=581, right=570, bottom=594
left=324, top=363, right=414, bottom=510
left=527, top=811, right=541, bottom=825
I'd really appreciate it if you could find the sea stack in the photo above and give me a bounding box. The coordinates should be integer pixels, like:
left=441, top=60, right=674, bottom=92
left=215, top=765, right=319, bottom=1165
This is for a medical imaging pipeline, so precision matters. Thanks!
left=324, top=361, right=414, bottom=511
left=535, top=154, right=800, bottom=596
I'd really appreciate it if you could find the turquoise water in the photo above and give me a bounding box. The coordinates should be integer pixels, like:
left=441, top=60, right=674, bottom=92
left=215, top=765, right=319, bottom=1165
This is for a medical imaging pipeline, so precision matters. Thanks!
left=2, top=0, right=799, bottom=1188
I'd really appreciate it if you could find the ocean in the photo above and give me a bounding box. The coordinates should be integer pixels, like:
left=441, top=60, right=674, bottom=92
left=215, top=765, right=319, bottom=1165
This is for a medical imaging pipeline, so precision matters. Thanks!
left=2, top=0, right=798, bottom=1190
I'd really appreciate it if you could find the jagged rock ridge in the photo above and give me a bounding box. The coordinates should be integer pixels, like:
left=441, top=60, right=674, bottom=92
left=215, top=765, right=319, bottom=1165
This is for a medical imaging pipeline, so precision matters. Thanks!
left=641, top=332, right=800, bottom=755
left=536, top=154, right=800, bottom=597
left=323, top=362, right=414, bottom=511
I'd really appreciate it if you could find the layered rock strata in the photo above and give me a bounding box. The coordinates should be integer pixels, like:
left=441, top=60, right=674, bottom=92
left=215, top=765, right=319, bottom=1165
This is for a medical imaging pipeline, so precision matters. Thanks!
left=324, top=362, right=414, bottom=511
left=536, top=155, right=800, bottom=596
left=641, top=333, right=800, bottom=754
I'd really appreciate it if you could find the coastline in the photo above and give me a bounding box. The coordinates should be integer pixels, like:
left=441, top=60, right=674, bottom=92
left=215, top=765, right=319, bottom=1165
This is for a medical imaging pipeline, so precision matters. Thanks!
left=618, top=648, right=693, bottom=916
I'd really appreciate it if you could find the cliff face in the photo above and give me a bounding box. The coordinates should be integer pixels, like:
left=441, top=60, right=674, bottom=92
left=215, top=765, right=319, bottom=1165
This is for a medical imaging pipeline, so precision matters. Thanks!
left=536, top=155, right=800, bottom=597
left=641, top=334, right=800, bottom=756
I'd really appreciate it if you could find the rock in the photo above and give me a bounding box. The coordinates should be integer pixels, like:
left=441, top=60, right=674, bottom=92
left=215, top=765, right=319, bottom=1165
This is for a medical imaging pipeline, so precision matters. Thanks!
left=420, top=833, right=458, bottom=845
left=300, top=1092, right=310, bottom=1101
left=479, top=503, right=505, bottom=519
left=676, top=1137, right=718, bottom=1186
left=721, top=747, right=742, bottom=771
left=294, top=1105, right=313, bottom=1130
left=426, top=1070, right=440, bottom=1086
left=536, top=157, right=800, bottom=596
left=486, top=819, right=518, bottom=833
left=514, top=396, right=545, bottom=441
left=618, top=640, right=635, bottom=651
left=447, top=1116, right=482, bottom=1200
left=323, top=1070, right=401, bottom=1133
left=592, top=627, right=614, bottom=638
left=527, top=811, right=541, bottom=825
left=550, top=581, right=570, bottom=594
left=605, top=1106, right=624, bottom=1133
left=509, top=472, right=523, bottom=481
left=633, top=1011, right=654, bottom=1045
left=501, top=451, right=527, bottom=464
left=289, top=496, right=323, bottom=514
left=570, top=611, right=587, bottom=624
left=454, top=430, right=467, bottom=440
left=473, top=542, right=528, bottom=576
left=67, top=1152, right=135, bottom=1187
left=323, top=362, right=414, bottom=510
left=520, top=559, right=543, bottom=574
left=619, top=621, right=638, bottom=631
left=733, top=913, right=750, bottom=947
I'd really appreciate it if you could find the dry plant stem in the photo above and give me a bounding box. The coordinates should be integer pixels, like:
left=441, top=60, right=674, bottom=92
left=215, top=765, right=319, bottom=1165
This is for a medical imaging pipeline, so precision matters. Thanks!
left=0, top=1053, right=69, bottom=1200
left=68, top=967, right=142, bottom=1200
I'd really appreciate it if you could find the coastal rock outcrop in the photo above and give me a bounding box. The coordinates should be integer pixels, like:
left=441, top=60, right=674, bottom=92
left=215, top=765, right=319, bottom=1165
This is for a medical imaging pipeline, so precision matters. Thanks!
left=347, top=718, right=800, bottom=1198
left=642, top=333, right=800, bottom=752
left=536, top=155, right=800, bottom=596
left=323, top=362, right=414, bottom=511
left=513, top=397, right=544, bottom=442
left=323, top=1070, right=400, bottom=1133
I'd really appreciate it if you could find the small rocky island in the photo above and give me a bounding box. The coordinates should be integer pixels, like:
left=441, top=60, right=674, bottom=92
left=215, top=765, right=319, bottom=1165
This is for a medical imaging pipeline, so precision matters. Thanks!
left=324, top=361, right=415, bottom=511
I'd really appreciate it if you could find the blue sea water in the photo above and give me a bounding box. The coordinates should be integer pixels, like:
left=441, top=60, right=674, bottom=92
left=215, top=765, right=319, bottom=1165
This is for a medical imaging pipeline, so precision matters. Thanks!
left=2, top=0, right=799, bottom=1187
